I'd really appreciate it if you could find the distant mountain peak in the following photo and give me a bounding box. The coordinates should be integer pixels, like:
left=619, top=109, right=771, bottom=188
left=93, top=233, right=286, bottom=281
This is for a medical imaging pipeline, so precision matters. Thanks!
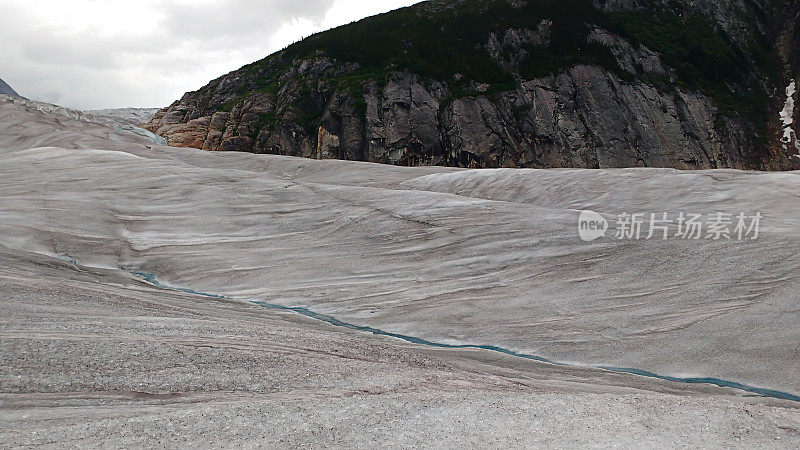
left=0, top=77, right=24, bottom=99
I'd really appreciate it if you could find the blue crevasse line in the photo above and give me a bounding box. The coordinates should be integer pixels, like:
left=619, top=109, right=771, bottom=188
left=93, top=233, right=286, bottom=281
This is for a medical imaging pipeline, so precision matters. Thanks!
left=252, top=302, right=564, bottom=366
left=124, top=268, right=800, bottom=403
left=251, top=302, right=800, bottom=402
left=596, top=366, right=800, bottom=402
left=130, top=271, right=227, bottom=299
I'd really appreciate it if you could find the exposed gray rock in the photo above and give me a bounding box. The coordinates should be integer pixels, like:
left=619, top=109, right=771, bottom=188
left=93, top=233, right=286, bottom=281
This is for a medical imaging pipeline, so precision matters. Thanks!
left=145, top=62, right=785, bottom=169
left=488, top=20, right=552, bottom=69
left=365, top=74, right=444, bottom=165
left=587, top=26, right=666, bottom=76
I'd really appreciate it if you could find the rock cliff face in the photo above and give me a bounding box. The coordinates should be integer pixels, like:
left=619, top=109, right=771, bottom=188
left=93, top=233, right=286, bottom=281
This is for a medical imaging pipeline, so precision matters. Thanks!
left=146, top=0, right=800, bottom=169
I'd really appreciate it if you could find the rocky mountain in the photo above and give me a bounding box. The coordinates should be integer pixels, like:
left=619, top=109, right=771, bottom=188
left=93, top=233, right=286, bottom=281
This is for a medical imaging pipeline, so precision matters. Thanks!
left=146, top=0, right=800, bottom=169
left=0, top=78, right=23, bottom=98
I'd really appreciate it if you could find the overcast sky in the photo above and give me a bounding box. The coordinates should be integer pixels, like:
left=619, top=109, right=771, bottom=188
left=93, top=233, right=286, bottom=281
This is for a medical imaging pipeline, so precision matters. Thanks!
left=0, top=0, right=418, bottom=110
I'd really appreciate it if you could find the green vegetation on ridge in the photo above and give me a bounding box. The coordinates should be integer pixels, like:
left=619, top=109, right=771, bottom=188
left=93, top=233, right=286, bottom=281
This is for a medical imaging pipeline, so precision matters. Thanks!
left=215, top=0, right=781, bottom=157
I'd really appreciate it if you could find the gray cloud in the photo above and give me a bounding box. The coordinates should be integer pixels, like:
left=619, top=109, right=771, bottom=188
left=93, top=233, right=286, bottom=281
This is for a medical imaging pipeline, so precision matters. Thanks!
left=158, top=0, right=335, bottom=39
left=0, top=0, right=402, bottom=110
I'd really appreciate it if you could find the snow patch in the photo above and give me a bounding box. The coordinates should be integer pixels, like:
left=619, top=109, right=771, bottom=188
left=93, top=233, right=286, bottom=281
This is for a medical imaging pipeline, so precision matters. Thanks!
left=779, top=80, right=799, bottom=152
